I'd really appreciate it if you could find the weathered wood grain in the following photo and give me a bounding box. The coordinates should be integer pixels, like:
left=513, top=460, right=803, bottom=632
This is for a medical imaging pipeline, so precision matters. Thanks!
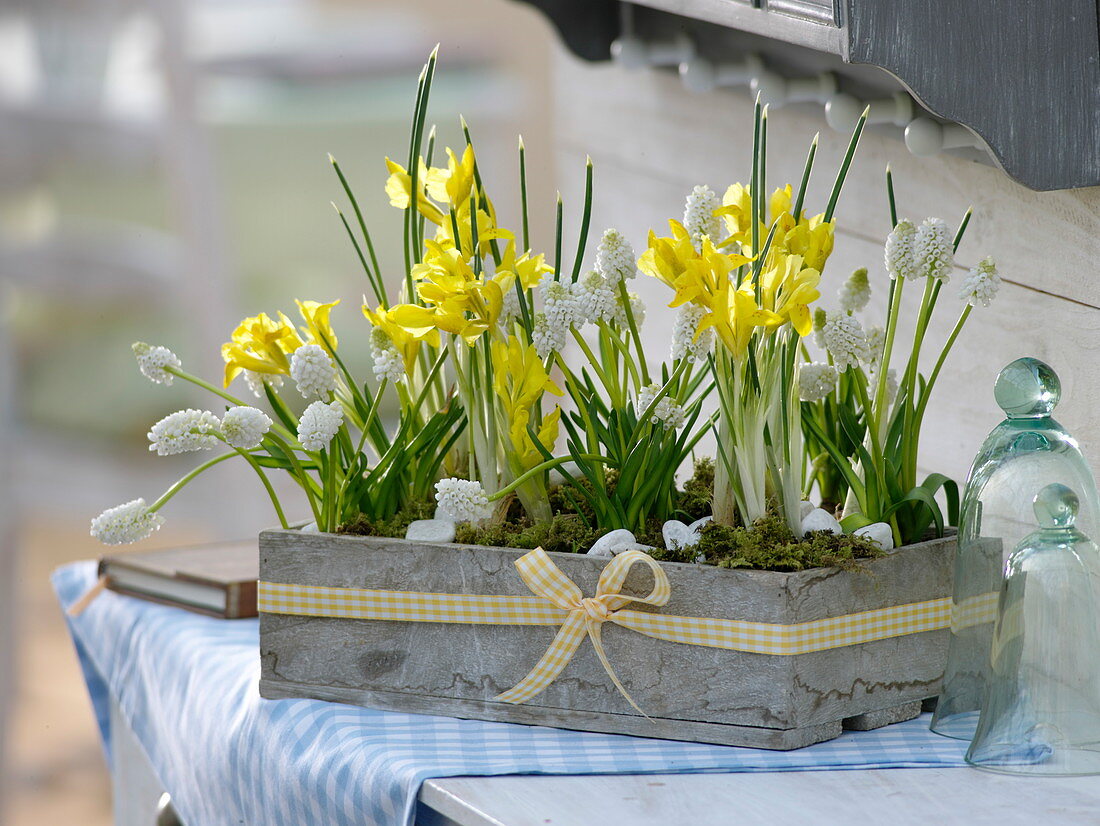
left=259, top=531, right=955, bottom=749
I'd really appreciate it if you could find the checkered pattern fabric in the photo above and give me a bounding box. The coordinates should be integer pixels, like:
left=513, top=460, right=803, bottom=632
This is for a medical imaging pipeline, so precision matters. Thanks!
left=55, top=561, right=969, bottom=826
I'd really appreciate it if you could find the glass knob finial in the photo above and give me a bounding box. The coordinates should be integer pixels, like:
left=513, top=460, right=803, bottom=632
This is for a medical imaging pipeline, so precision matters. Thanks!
left=994, top=358, right=1060, bottom=418
left=1034, top=483, right=1078, bottom=529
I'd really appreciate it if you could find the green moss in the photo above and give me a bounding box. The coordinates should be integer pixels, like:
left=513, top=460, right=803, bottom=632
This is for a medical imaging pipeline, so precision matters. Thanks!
left=338, top=499, right=435, bottom=538
left=338, top=464, right=886, bottom=574
left=675, top=458, right=714, bottom=522
left=661, top=514, right=886, bottom=572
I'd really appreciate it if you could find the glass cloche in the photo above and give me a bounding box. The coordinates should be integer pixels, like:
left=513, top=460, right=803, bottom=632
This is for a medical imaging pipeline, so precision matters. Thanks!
left=931, top=358, right=1100, bottom=740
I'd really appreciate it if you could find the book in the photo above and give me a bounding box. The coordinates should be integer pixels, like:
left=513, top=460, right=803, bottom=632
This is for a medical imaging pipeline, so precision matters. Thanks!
left=96, top=541, right=259, bottom=619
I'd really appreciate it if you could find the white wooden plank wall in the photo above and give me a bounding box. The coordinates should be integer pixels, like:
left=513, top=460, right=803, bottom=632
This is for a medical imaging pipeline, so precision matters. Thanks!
left=550, top=49, right=1100, bottom=490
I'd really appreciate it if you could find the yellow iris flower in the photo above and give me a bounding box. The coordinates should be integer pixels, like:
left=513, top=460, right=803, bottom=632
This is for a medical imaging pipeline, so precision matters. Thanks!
left=296, top=299, right=340, bottom=354
left=221, top=311, right=304, bottom=386
left=758, top=253, right=821, bottom=336
left=424, top=145, right=477, bottom=209
left=491, top=335, right=564, bottom=470
left=433, top=200, right=513, bottom=260
left=391, top=242, right=505, bottom=344
left=385, top=157, right=445, bottom=225
left=715, top=183, right=836, bottom=274
left=495, top=241, right=554, bottom=293
left=363, top=304, right=438, bottom=375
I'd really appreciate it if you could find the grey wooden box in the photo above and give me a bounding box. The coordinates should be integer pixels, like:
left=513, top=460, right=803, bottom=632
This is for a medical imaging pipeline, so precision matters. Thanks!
left=258, top=530, right=955, bottom=750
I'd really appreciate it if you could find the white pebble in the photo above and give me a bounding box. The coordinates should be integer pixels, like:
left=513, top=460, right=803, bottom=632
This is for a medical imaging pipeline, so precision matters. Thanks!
left=587, top=529, right=638, bottom=557
left=663, top=519, right=699, bottom=551
left=405, top=519, right=456, bottom=544
left=799, top=501, right=815, bottom=519
left=687, top=515, right=713, bottom=533
left=854, top=522, right=895, bottom=551
left=801, top=508, right=842, bottom=536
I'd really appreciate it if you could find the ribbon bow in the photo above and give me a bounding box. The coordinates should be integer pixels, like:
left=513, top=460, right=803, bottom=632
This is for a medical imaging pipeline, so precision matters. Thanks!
left=494, top=547, right=670, bottom=713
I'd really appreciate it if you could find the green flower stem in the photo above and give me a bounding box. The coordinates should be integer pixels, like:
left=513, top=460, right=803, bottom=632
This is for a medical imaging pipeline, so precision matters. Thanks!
left=149, top=452, right=238, bottom=512
left=488, top=453, right=611, bottom=502
left=266, top=432, right=323, bottom=524
left=232, top=447, right=290, bottom=529
left=164, top=366, right=297, bottom=443
left=616, top=280, right=651, bottom=386
left=873, top=276, right=905, bottom=441
left=570, top=328, right=617, bottom=405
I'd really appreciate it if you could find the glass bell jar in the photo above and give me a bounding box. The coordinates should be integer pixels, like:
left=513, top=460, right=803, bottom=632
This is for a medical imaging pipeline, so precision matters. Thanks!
left=931, top=357, right=1100, bottom=740
left=966, top=483, right=1100, bottom=775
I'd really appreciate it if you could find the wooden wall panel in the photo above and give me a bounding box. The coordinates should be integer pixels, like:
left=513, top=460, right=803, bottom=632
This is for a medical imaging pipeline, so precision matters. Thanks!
left=551, top=49, right=1100, bottom=489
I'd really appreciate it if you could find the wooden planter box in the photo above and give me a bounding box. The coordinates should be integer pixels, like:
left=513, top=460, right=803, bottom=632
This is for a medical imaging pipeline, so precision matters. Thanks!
left=258, top=530, right=955, bottom=750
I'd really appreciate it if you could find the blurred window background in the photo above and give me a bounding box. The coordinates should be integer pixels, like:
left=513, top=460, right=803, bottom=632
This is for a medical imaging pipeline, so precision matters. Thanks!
left=0, top=0, right=554, bottom=821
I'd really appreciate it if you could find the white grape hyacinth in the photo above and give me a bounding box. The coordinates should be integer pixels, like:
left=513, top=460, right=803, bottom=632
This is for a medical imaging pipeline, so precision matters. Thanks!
left=683, top=185, right=724, bottom=251
left=531, top=312, right=558, bottom=360
left=290, top=344, right=337, bottom=399
left=671, top=303, right=715, bottom=362
left=958, top=257, right=1000, bottom=307
left=914, top=217, right=954, bottom=281
left=636, top=383, right=687, bottom=430
left=91, top=498, right=164, bottom=545
left=434, top=477, right=493, bottom=524
left=798, top=362, right=839, bottom=402
left=132, top=342, right=181, bottom=386
left=243, top=370, right=283, bottom=399
left=884, top=219, right=917, bottom=281
left=594, top=228, right=637, bottom=286
left=864, top=325, right=885, bottom=369
left=612, top=291, right=646, bottom=328
left=822, top=315, right=869, bottom=372
left=572, top=270, right=617, bottom=325
left=148, top=409, right=221, bottom=456
left=370, top=328, right=404, bottom=384
left=297, top=400, right=343, bottom=452
left=221, top=406, right=272, bottom=450
left=837, top=268, right=871, bottom=314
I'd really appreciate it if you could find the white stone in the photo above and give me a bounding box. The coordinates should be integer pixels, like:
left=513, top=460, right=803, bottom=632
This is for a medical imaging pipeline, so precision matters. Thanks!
left=663, top=519, right=699, bottom=551
left=301, top=521, right=319, bottom=532
left=801, top=508, right=842, bottom=536
left=687, top=515, right=713, bottom=533
left=799, top=501, right=815, bottom=519
left=587, top=529, right=638, bottom=557
left=854, top=522, right=895, bottom=551
left=405, top=519, right=456, bottom=544
left=549, top=461, right=581, bottom=486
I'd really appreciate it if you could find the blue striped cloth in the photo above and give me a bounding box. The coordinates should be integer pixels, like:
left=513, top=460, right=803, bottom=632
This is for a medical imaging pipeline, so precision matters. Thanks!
left=54, top=561, right=967, bottom=826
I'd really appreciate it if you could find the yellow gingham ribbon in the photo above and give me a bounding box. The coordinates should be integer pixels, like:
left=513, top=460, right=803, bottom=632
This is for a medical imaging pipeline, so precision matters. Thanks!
left=259, top=547, right=998, bottom=711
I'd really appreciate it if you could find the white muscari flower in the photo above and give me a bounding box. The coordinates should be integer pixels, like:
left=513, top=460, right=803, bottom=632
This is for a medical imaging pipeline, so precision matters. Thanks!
left=671, top=303, right=714, bottom=362
left=958, top=256, right=1000, bottom=307
left=822, top=315, right=869, bottom=372
left=683, top=185, right=723, bottom=251
left=838, top=268, right=871, bottom=314
left=370, top=328, right=404, bottom=384
left=812, top=307, right=828, bottom=350
left=594, top=228, right=637, bottom=286
left=290, top=344, right=337, bottom=399
left=132, top=342, right=181, bottom=386
left=434, top=477, right=493, bottom=524
left=90, top=498, right=164, bottom=545
left=148, top=409, right=220, bottom=456
left=884, top=219, right=917, bottom=281
left=221, top=406, right=272, bottom=450
left=611, top=291, right=645, bottom=328
left=243, top=370, right=283, bottom=399
left=541, top=273, right=583, bottom=331
left=572, top=270, right=617, bottom=325
left=500, top=287, right=521, bottom=324
left=864, top=325, right=885, bottom=369
left=636, top=384, right=687, bottom=430
left=298, top=400, right=343, bottom=452
left=798, top=362, right=838, bottom=402
left=532, top=312, right=558, bottom=360
left=914, top=217, right=953, bottom=281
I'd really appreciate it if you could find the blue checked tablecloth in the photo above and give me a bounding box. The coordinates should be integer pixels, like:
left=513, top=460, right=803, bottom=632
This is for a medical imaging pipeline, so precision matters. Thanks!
left=54, top=560, right=968, bottom=826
